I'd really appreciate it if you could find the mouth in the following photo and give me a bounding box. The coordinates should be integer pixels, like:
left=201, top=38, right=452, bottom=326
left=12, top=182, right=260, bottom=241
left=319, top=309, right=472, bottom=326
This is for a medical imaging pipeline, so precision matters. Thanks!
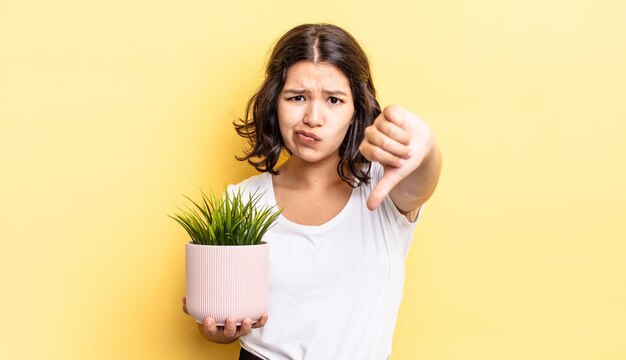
left=295, top=130, right=321, bottom=142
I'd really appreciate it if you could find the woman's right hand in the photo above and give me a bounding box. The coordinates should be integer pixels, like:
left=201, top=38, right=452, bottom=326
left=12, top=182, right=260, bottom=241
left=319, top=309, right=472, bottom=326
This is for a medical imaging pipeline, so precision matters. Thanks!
left=182, top=297, right=269, bottom=343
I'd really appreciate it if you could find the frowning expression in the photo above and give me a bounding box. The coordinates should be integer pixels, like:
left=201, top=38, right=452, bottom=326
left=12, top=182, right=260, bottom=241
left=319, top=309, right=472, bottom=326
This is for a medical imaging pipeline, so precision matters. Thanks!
left=277, top=61, right=355, bottom=165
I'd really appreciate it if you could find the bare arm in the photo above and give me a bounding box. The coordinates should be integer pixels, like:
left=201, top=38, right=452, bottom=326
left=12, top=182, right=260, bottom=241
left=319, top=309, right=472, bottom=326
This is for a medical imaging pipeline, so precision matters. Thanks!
left=389, top=134, right=442, bottom=214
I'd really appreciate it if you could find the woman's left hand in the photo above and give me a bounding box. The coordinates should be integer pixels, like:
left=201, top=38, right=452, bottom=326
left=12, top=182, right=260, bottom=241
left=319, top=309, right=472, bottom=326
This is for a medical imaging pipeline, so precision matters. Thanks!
left=359, top=105, right=434, bottom=210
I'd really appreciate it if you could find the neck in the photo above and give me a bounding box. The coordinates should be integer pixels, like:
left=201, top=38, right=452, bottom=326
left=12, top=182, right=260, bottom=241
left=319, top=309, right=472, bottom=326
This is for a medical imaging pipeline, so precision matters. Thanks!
left=277, top=156, right=345, bottom=189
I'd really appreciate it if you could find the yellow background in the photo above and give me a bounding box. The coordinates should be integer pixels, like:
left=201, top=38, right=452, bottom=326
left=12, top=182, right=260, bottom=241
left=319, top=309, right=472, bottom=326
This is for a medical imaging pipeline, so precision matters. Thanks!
left=1, top=0, right=625, bottom=359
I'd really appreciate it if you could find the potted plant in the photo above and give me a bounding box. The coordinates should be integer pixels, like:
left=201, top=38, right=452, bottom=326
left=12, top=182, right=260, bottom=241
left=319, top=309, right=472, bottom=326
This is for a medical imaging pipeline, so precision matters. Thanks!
left=170, top=187, right=280, bottom=326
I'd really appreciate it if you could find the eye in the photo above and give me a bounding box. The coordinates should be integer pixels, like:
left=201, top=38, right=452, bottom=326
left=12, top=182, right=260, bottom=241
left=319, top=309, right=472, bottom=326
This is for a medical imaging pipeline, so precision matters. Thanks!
left=289, top=95, right=305, bottom=102
left=328, top=97, right=343, bottom=105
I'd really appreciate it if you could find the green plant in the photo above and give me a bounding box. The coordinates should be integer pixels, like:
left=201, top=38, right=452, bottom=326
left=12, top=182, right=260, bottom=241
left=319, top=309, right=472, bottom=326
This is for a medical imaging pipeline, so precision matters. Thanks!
left=170, top=187, right=281, bottom=246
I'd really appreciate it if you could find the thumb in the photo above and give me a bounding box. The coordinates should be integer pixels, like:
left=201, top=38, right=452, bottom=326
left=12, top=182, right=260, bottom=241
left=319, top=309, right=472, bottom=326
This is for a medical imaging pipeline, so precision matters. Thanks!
left=367, top=172, right=402, bottom=210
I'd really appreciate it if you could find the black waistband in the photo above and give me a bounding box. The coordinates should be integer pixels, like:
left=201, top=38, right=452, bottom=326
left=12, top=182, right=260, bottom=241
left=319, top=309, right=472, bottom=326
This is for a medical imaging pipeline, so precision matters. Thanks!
left=239, top=347, right=263, bottom=360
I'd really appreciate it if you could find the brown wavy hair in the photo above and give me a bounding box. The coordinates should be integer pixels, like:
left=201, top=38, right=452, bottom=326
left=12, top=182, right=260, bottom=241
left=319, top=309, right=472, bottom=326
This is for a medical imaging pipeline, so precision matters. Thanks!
left=234, top=23, right=381, bottom=186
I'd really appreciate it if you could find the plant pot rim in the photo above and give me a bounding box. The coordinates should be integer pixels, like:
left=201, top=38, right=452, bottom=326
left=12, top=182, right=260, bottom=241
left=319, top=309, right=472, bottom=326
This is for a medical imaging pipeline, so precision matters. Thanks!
left=186, top=241, right=268, bottom=247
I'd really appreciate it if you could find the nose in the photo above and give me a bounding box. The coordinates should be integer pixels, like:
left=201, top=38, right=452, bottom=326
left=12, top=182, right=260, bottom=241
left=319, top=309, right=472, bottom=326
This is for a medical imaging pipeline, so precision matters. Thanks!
left=303, top=101, right=323, bottom=127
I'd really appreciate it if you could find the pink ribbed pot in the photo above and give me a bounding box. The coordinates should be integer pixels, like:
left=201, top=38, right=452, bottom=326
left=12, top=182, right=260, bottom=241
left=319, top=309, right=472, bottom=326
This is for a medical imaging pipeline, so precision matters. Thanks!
left=185, top=241, right=269, bottom=326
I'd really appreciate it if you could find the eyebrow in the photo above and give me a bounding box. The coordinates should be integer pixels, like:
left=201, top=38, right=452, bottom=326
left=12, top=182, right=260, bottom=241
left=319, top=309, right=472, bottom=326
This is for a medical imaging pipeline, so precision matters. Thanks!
left=282, top=89, right=349, bottom=97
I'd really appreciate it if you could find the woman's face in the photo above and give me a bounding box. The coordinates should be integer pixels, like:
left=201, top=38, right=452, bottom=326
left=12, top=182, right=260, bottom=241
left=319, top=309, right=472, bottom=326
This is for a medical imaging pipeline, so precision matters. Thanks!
left=277, top=60, right=355, bottom=166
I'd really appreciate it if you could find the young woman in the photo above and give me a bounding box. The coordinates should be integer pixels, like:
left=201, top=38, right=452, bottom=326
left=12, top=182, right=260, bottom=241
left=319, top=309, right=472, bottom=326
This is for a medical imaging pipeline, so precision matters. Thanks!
left=183, top=23, right=442, bottom=360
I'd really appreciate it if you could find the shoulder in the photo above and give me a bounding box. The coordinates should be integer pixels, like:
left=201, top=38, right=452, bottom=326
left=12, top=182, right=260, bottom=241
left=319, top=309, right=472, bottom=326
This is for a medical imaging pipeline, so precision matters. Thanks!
left=360, top=161, right=385, bottom=191
left=227, top=172, right=271, bottom=194
left=361, top=162, right=423, bottom=225
left=226, top=172, right=276, bottom=207
left=368, top=161, right=384, bottom=184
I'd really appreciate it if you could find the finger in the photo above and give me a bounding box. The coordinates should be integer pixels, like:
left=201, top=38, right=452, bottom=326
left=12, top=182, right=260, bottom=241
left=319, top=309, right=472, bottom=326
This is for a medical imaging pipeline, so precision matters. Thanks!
left=376, top=117, right=410, bottom=145
left=382, top=105, right=407, bottom=128
left=359, top=140, right=405, bottom=167
left=252, top=312, right=269, bottom=328
left=365, top=126, right=411, bottom=159
left=182, top=297, right=188, bottom=315
left=367, top=172, right=403, bottom=211
left=239, top=318, right=253, bottom=336
left=223, top=317, right=237, bottom=337
left=203, top=317, right=217, bottom=336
